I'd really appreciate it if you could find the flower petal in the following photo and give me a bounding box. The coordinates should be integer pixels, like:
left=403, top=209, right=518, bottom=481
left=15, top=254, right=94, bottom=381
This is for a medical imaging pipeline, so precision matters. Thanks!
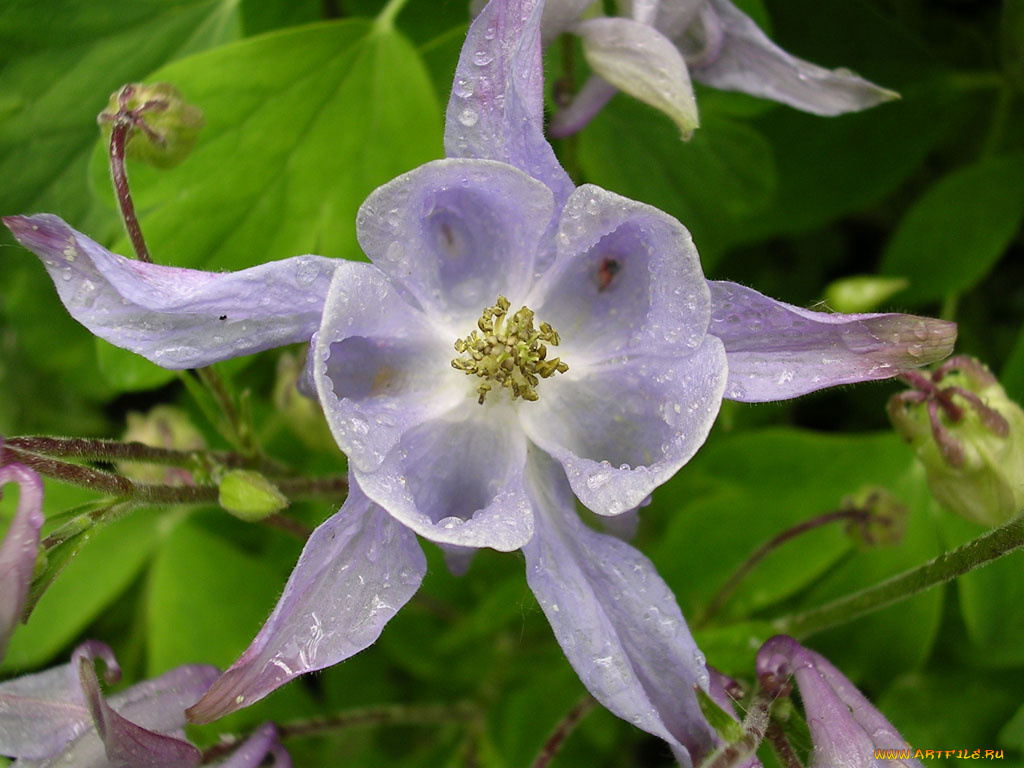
left=708, top=281, right=957, bottom=402
left=688, top=0, right=898, bottom=115
left=78, top=651, right=203, bottom=768
left=312, top=261, right=462, bottom=474
left=757, top=636, right=922, bottom=768
left=576, top=18, right=699, bottom=139
left=522, top=337, right=727, bottom=516
left=355, top=413, right=533, bottom=552
left=549, top=75, right=618, bottom=139
left=531, top=184, right=710, bottom=363
left=0, top=657, right=90, bottom=759
left=0, top=464, right=44, bottom=660
left=187, top=484, right=425, bottom=723
left=523, top=452, right=716, bottom=766
left=3, top=214, right=338, bottom=369
left=445, top=0, right=574, bottom=205
left=355, top=159, right=555, bottom=327
left=215, top=723, right=291, bottom=768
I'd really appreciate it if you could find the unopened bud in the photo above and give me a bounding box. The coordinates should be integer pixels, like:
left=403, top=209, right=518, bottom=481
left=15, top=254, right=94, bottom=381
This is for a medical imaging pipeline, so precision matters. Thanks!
left=823, top=275, right=908, bottom=313
left=120, top=406, right=205, bottom=485
left=842, top=486, right=908, bottom=549
left=888, top=356, right=1024, bottom=527
left=98, top=83, right=203, bottom=168
left=218, top=470, right=288, bottom=522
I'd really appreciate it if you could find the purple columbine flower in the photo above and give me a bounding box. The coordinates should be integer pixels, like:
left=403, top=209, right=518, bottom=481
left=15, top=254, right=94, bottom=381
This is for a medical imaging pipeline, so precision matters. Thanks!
left=757, top=635, right=922, bottom=768
left=0, top=640, right=290, bottom=767
left=538, top=0, right=899, bottom=138
left=4, top=0, right=953, bottom=762
left=0, top=461, right=44, bottom=662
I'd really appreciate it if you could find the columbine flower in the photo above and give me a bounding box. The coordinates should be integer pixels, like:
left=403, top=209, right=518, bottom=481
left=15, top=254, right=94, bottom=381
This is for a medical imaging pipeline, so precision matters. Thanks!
left=540, top=0, right=899, bottom=138
left=4, top=0, right=953, bottom=761
left=0, top=461, right=44, bottom=661
left=757, top=635, right=922, bottom=768
left=0, top=640, right=289, bottom=767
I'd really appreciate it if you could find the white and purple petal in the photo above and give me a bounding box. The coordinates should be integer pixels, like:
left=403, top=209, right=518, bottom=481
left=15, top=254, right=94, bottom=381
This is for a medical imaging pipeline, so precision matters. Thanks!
left=355, top=159, right=555, bottom=328
left=576, top=17, right=699, bottom=139
left=549, top=75, right=618, bottom=139
left=531, top=184, right=710, bottom=363
left=187, top=485, right=425, bottom=723
left=313, top=261, right=461, bottom=474
left=445, top=0, right=575, bottom=206
left=522, top=338, right=727, bottom=517
left=708, top=281, right=957, bottom=402
left=3, top=214, right=338, bottom=370
left=0, top=463, right=44, bottom=660
left=686, top=0, right=898, bottom=115
left=354, top=413, right=533, bottom=552
left=523, top=452, right=716, bottom=767
left=757, top=636, right=922, bottom=768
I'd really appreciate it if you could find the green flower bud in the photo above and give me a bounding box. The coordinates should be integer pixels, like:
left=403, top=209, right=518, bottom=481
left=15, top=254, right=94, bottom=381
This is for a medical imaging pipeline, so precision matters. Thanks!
left=823, top=275, right=909, bottom=313
left=119, top=405, right=205, bottom=485
left=98, top=83, right=204, bottom=168
left=842, top=486, right=908, bottom=550
left=218, top=470, right=289, bottom=522
left=889, top=356, right=1024, bottom=527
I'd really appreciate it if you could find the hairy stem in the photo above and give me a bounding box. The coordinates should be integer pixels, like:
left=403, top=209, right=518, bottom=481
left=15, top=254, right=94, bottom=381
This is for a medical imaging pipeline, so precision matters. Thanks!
left=109, top=120, right=152, bottom=263
left=702, top=691, right=771, bottom=768
left=765, top=721, right=804, bottom=768
left=773, top=514, right=1024, bottom=638
left=530, top=696, right=596, bottom=768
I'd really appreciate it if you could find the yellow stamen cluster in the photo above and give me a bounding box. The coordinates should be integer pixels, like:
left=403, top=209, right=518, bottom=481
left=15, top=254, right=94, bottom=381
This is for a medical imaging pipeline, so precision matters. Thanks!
left=452, top=296, right=569, bottom=404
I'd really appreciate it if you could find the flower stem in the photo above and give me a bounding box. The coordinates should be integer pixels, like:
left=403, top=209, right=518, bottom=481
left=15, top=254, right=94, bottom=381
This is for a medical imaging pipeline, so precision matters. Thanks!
left=772, top=514, right=1024, bottom=638
left=374, top=0, right=409, bottom=31
left=701, top=691, right=771, bottom=768
left=530, top=696, right=596, bottom=768
left=765, top=721, right=804, bottom=768
left=109, top=119, right=152, bottom=263
left=200, top=702, right=477, bottom=762
left=698, top=509, right=869, bottom=626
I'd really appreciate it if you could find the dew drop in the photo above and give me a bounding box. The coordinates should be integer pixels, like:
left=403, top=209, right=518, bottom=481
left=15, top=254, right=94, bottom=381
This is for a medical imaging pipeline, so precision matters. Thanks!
left=458, top=107, right=479, bottom=127
left=472, top=50, right=494, bottom=66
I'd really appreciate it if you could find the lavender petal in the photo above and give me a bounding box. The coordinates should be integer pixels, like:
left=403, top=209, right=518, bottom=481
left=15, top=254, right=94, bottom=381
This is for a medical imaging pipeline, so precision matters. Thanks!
left=187, top=485, right=425, bottom=723
left=522, top=337, right=727, bottom=517
left=523, top=452, right=716, bottom=766
left=689, top=0, right=899, bottom=115
left=215, top=723, right=292, bottom=768
left=0, top=464, right=44, bottom=660
left=709, top=281, right=957, bottom=402
left=355, top=159, right=554, bottom=327
left=354, top=415, right=533, bottom=551
left=445, top=0, right=574, bottom=205
left=549, top=75, right=618, bottom=139
left=3, top=214, right=338, bottom=369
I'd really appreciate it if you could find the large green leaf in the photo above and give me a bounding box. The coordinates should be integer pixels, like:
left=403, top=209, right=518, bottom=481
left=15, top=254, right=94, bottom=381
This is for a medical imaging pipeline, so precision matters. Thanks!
left=92, top=18, right=443, bottom=270
left=145, top=515, right=295, bottom=674
left=0, top=0, right=241, bottom=221
left=880, top=153, right=1024, bottom=305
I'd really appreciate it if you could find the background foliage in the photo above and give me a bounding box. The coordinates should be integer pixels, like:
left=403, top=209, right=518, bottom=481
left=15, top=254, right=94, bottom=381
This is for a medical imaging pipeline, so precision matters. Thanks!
left=1, top=0, right=1022, bottom=765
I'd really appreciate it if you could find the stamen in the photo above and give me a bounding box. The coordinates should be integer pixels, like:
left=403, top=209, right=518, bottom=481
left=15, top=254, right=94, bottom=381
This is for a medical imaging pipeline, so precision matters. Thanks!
left=451, top=296, right=568, bottom=404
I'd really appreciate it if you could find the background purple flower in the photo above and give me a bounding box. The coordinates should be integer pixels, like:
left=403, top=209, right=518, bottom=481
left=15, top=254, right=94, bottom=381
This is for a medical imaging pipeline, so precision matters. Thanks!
left=0, top=462, right=44, bottom=662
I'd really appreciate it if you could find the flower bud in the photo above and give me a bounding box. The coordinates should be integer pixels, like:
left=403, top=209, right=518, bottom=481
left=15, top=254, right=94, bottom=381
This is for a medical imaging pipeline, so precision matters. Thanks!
left=218, top=470, right=288, bottom=522
left=120, top=405, right=205, bottom=485
left=98, top=83, right=204, bottom=168
left=888, top=356, right=1024, bottom=527
left=842, top=486, right=908, bottom=550
left=823, top=275, right=908, bottom=313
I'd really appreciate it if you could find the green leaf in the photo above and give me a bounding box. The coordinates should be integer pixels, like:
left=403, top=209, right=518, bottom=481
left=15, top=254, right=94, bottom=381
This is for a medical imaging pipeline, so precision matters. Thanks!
left=95, top=338, right=177, bottom=392
left=1003, top=326, right=1024, bottom=404
left=145, top=515, right=294, bottom=674
left=1, top=507, right=162, bottom=671
left=880, top=153, right=1024, bottom=304
left=93, top=19, right=442, bottom=270
left=0, top=0, right=241, bottom=222
left=578, top=98, right=776, bottom=268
